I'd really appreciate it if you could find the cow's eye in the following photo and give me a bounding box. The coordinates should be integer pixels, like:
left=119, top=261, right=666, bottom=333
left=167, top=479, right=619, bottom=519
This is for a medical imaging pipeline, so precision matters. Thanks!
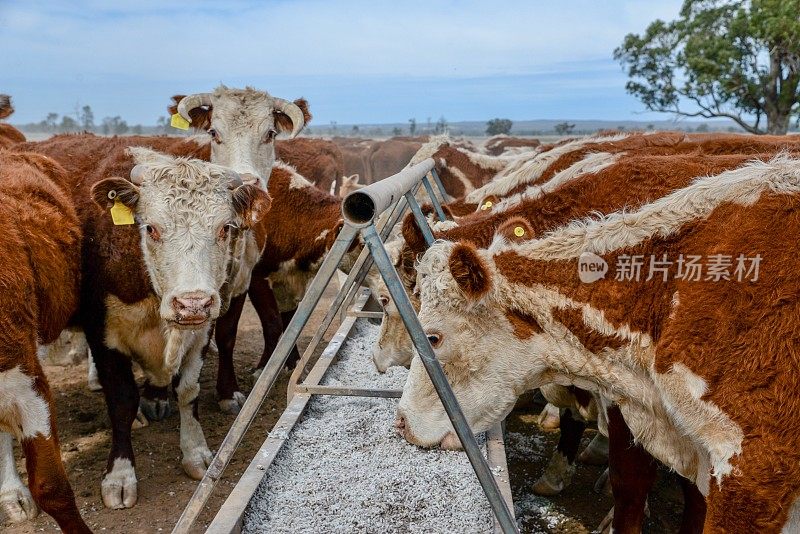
left=146, top=225, right=161, bottom=242
left=209, top=128, right=221, bottom=143
left=426, top=332, right=443, bottom=348
left=218, top=224, right=237, bottom=241
left=265, top=128, right=277, bottom=142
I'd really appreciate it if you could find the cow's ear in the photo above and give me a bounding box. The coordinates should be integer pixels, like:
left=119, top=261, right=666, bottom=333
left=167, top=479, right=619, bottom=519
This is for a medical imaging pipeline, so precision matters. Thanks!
left=402, top=212, right=428, bottom=255
left=232, top=185, right=272, bottom=229
left=496, top=216, right=534, bottom=242
left=168, top=95, right=212, bottom=130
left=478, top=194, right=499, bottom=212
left=274, top=98, right=312, bottom=135
left=448, top=242, right=492, bottom=300
left=91, top=178, right=139, bottom=210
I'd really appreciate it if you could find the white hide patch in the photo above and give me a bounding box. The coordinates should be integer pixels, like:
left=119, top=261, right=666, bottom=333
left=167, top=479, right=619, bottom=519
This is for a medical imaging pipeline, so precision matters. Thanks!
left=782, top=495, right=800, bottom=533
left=0, top=366, right=51, bottom=439
left=466, top=133, right=629, bottom=203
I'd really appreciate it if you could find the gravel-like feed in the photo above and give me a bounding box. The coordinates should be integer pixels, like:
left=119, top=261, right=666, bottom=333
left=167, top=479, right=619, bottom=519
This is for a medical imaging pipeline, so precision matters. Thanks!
left=243, top=320, right=494, bottom=533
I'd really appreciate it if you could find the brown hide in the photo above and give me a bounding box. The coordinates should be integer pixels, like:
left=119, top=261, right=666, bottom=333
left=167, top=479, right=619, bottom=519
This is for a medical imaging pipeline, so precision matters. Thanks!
left=0, top=151, right=88, bottom=532
left=491, top=183, right=800, bottom=532
left=275, top=138, right=345, bottom=194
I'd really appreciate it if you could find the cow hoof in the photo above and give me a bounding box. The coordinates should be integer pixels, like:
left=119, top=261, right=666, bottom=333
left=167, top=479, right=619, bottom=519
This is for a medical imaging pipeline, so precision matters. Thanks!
left=101, top=459, right=137, bottom=509
left=87, top=376, right=103, bottom=392
left=218, top=392, right=246, bottom=415
left=140, top=397, right=172, bottom=421
left=182, top=447, right=213, bottom=480
left=593, top=467, right=612, bottom=496
left=537, top=403, right=561, bottom=431
left=0, top=485, right=39, bottom=523
left=578, top=433, right=609, bottom=465
left=131, top=408, right=149, bottom=430
left=532, top=452, right=574, bottom=496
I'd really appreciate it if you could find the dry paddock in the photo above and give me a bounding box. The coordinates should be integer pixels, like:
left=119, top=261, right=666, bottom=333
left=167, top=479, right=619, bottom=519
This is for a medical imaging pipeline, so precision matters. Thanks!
left=8, top=281, right=685, bottom=533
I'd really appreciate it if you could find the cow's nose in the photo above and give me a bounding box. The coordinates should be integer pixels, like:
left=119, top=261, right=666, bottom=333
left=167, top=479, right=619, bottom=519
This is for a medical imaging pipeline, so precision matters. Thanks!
left=394, top=414, right=407, bottom=436
left=173, top=292, right=213, bottom=313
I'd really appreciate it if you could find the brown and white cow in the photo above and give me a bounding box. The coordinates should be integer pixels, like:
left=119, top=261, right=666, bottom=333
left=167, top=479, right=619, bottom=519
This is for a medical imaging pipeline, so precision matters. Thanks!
left=399, top=154, right=800, bottom=532
left=372, top=151, right=776, bottom=372
left=27, top=85, right=310, bottom=415
left=0, top=152, right=89, bottom=533
left=0, top=95, right=26, bottom=150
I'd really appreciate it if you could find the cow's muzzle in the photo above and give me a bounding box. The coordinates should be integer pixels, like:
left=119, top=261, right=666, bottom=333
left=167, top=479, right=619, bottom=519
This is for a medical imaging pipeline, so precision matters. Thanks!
left=171, top=291, right=214, bottom=327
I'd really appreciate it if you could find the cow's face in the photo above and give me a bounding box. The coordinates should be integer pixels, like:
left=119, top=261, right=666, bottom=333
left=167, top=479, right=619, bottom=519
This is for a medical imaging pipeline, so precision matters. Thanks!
left=92, top=148, right=271, bottom=328
left=396, top=241, right=551, bottom=449
left=172, top=86, right=311, bottom=188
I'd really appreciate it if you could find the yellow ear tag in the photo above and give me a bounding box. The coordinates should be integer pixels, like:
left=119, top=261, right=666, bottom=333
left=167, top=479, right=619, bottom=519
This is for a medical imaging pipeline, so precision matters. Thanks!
left=513, top=226, right=525, bottom=237
left=170, top=113, right=190, bottom=130
left=481, top=200, right=493, bottom=211
left=110, top=199, right=135, bottom=225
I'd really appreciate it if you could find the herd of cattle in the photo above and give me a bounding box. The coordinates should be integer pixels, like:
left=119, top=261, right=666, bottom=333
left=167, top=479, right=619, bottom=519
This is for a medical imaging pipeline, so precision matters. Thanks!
left=0, top=85, right=798, bottom=533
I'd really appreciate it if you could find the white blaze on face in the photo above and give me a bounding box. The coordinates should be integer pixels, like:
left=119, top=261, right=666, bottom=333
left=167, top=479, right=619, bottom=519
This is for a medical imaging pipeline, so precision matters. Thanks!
left=204, top=87, right=286, bottom=188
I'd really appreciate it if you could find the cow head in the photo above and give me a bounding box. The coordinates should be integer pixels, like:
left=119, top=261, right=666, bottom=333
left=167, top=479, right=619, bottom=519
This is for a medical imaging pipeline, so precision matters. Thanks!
left=92, top=148, right=272, bottom=328
left=169, top=86, right=311, bottom=188
left=0, top=94, right=13, bottom=120
left=396, top=240, right=557, bottom=449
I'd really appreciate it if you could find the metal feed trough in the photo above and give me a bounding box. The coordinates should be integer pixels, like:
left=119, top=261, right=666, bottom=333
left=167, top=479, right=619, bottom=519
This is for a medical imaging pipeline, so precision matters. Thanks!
left=173, top=160, right=518, bottom=534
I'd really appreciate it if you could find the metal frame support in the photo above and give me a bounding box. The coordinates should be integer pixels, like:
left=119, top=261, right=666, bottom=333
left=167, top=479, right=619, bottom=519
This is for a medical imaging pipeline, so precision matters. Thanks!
left=173, top=158, right=517, bottom=534
left=361, top=223, right=518, bottom=534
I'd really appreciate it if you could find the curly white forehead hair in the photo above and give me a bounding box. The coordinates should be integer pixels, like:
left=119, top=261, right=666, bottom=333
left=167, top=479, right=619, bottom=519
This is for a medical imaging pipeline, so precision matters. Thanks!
left=415, top=240, right=496, bottom=312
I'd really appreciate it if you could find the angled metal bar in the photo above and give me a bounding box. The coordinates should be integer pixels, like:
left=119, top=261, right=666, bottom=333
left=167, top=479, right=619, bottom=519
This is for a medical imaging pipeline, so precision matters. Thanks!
left=288, top=193, right=413, bottom=400
left=172, top=224, right=360, bottom=534
left=422, top=175, right=447, bottom=221
left=360, top=223, right=518, bottom=534
left=404, top=191, right=435, bottom=246
left=429, top=168, right=449, bottom=205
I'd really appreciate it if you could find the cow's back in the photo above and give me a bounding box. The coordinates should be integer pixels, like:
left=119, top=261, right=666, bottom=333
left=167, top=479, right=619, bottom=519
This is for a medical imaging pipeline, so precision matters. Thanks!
left=0, top=152, right=81, bottom=343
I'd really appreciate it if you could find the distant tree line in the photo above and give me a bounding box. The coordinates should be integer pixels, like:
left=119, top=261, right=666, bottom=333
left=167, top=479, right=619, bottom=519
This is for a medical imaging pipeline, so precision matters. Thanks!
left=15, top=104, right=174, bottom=136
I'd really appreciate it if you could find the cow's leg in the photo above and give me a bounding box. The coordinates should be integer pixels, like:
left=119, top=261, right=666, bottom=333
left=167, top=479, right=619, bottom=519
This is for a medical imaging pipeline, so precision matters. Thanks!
left=93, top=346, right=139, bottom=509
left=250, top=277, right=286, bottom=374
left=21, top=389, right=91, bottom=533
left=607, top=405, right=657, bottom=534
left=215, top=291, right=247, bottom=413
left=279, top=308, right=301, bottom=370
left=0, top=432, right=38, bottom=523
left=537, top=402, right=561, bottom=431
left=678, top=474, right=706, bottom=534
left=579, top=432, right=609, bottom=465
left=174, top=342, right=212, bottom=480
left=139, top=381, right=172, bottom=421
left=533, top=407, right=586, bottom=496
left=86, top=351, right=101, bottom=392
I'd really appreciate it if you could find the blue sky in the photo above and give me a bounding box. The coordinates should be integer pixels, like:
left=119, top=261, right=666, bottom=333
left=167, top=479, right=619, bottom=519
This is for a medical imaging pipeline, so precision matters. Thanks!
left=0, top=0, right=685, bottom=125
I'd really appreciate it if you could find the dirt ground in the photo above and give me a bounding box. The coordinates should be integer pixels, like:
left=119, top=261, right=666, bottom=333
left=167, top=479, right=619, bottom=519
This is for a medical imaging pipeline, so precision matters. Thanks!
left=6, top=285, right=683, bottom=533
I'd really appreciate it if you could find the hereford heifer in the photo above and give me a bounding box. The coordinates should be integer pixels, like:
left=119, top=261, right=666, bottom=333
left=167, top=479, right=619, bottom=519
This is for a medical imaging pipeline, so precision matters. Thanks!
left=0, top=95, right=26, bottom=149
left=25, top=84, right=309, bottom=415
left=399, top=154, right=800, bottom=532
left=0, top=152, right=89, bottom=532
left=83, top=149, right=271, bottom=510
left=373, top=151, right=774, bottom=372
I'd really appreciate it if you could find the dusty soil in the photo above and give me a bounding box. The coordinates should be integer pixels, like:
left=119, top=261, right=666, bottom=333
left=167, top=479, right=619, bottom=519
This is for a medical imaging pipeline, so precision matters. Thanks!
left=7, top=283, right=682, bottom=533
